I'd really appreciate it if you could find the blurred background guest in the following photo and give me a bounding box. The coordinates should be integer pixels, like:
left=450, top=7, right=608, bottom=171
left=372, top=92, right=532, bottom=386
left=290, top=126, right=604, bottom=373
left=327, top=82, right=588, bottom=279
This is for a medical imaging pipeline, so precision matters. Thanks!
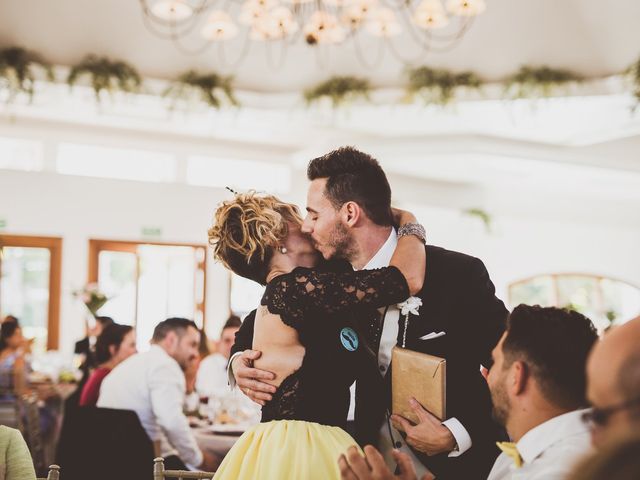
left=184, top=328, right=210, bottom=412
left=0, top=425, right=36, bottom=480
left=195, top=315, right=241, bottom=399
left=79, top=323, right=136, bottom=407
left=567, top=435, right=640, bottom=480
left=74, top=316, right=114, bottom=376
left=584, top=315, right=640, bottom=447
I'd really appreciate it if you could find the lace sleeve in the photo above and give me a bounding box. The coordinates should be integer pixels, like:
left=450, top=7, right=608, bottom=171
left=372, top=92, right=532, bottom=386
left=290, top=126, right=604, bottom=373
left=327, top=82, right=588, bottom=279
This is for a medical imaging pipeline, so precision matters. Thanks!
left=261, top=266, right=410, bottom=330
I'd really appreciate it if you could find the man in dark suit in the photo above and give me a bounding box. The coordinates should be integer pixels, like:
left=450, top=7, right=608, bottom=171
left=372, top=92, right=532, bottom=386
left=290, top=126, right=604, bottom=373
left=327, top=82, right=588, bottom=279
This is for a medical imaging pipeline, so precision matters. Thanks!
left=230, top=147, right=508, bottom=479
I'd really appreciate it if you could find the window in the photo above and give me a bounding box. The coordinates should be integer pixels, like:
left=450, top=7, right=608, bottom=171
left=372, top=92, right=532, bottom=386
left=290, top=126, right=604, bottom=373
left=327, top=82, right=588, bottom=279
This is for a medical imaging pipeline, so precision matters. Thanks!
left=187, top=156, right=292, bottom=193
left=89, top=240, right=206, bottom=350
left=0, top=235, right=62, bottom=352
left=57, top=143, right=175, bottom=182
left=229, top=273, right=264, bottom=320
left=0, top=136, right=43, bottom=171
left=509, top=274, right=640, bottom=331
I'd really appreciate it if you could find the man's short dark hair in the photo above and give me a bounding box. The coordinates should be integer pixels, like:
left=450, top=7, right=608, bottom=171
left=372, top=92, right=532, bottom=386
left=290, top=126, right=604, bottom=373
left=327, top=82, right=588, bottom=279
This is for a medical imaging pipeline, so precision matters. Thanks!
left=502, top=304, right=597, bottom=410
left=95, top=316, right=115, bottom=327
left=307, top=146, right=393, bottom=226
left=152, top=317, right=198, bottom=343
left=223, top=315, right=242, bottom=331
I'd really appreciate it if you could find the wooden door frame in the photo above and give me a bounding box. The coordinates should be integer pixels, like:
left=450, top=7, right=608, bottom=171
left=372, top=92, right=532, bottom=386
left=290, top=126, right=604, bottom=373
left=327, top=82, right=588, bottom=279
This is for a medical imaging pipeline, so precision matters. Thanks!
left=88, top=239, right=207, bottom=329
left=0, top=234, right=62, bottom=350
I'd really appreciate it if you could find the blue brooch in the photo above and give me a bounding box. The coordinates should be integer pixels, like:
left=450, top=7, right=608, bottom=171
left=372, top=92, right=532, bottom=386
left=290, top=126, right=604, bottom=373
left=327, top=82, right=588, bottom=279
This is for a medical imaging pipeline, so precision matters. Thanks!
left=340, top=327, right=359, bottom=352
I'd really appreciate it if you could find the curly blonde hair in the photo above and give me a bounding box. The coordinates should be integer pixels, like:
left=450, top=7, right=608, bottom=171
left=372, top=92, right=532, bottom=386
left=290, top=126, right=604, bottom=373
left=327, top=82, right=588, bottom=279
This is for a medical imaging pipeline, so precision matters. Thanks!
left=208, top=191, right=303, bottom=285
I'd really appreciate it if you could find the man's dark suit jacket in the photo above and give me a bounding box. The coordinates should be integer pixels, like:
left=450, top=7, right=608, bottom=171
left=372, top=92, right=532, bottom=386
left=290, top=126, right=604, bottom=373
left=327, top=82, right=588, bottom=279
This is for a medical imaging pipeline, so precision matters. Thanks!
left=231, top=245, right=508, bottom=480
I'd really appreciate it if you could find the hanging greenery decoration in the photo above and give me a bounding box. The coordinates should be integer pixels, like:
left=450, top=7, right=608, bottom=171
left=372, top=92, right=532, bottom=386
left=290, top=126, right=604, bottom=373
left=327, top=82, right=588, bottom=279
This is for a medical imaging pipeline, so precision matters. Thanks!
left=0, top=47, right=54, bottom=102
left=67, top=55, right=142, bottom=101
left=164, top=70, right=238, bottom=109
left=463, top=208, right=493, bottom=233
left=304, top=76, right=371, bottom=107
left=504, top=66, right=583, bottom=99
left=628, top=56, right=640, bottom=110
left=406, top=67, right=483, bottom=106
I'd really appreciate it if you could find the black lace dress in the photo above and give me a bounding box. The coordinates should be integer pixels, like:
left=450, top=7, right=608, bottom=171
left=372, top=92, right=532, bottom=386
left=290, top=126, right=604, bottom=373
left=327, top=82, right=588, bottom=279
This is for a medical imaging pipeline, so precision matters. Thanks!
left=259, top=265, right=409, bottom=430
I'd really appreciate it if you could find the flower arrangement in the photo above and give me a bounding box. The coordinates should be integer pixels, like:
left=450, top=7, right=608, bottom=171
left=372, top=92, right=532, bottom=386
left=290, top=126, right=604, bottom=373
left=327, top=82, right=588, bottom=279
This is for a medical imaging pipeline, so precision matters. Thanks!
left=73, top=283, right=108, bottom=317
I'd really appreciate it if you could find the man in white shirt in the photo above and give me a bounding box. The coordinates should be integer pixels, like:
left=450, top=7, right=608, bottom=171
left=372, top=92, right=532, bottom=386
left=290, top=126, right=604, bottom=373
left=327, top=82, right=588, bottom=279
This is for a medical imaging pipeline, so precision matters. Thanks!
left=98, top=317, right=217, bottom=471
left=339, top=305, right=598, bottom=480
left=196, top=315, right=241, bottom=398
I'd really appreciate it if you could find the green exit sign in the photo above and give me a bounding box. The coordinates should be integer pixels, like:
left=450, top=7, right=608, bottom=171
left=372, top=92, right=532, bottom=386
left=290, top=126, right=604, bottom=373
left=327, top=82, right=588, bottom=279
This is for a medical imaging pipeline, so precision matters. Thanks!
left=141, top=226, right=162, bottom=238
left=0, top=218, right=6, bottom=229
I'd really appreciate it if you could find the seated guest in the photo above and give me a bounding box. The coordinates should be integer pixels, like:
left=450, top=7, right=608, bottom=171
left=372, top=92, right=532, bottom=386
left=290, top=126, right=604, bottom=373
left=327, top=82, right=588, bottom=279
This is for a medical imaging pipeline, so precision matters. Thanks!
left=195, top=315, right=241, bottom=398
left=97, top=318, right=216, bottom=471
left=75, top=316, right=114, bottom=375
left=0, top=322, right=29, bottom=397
left=79, top=323, right=136, bottom=407
left=184, top=328, right=210, bottom=412
left=566, top=435, right=640, bottom=480
left=584, top=315, right=640, bottom=447
left=0, top=425, right=36, bottom=480
left=340, top=305, right=597, bottom=480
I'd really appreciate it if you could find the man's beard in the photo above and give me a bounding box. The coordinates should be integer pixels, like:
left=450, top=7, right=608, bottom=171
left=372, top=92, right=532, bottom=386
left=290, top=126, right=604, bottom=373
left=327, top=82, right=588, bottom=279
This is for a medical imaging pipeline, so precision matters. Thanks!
left=490, top=378, right=511, bottom=427
left=325, top=220, right=357, bottom=262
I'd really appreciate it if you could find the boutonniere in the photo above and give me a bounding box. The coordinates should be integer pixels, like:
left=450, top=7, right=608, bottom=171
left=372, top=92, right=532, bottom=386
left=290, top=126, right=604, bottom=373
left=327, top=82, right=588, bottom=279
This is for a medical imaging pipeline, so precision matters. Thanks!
left=398, top=296, right=422, bottom=316
left=398, top=296, right=422, bottom=348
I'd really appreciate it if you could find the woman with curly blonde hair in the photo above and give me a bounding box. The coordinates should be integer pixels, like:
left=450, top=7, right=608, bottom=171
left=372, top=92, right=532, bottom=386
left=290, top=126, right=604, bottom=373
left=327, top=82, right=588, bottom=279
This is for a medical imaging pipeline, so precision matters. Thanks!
left=208, top=191, right=426, bottom=480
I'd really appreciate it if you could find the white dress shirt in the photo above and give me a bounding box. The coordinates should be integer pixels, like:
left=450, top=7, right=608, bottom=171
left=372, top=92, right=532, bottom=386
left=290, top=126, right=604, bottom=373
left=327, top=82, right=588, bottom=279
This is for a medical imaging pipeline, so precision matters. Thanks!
left=357, top=228, right=472, bottom=458
left=196, top=353, right=229, bottom=398
left=487, top=409, right=592, bottom=480
left=97, top=345, right=203, bottom=468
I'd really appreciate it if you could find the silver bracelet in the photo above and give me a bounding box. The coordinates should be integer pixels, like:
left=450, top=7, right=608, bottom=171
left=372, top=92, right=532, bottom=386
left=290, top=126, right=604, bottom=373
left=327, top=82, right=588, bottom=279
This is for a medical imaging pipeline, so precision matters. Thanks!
left=397, top=222, right=426, bottom=244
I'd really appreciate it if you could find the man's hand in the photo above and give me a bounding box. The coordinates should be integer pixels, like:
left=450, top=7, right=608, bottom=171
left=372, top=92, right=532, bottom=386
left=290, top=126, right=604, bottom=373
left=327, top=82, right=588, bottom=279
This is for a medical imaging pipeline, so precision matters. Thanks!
left=199, top=451, right=220, bottom=472
left=338, top=445, right=434, bottom=480
left=231, top=350, right=276, bottom=406
left=391, top=398, right=456, bottom=456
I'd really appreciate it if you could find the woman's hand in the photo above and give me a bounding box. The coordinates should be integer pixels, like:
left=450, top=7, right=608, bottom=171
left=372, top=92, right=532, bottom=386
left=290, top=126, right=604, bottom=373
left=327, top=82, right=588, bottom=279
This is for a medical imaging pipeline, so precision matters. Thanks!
left=391, top=208, right=417, bottom=227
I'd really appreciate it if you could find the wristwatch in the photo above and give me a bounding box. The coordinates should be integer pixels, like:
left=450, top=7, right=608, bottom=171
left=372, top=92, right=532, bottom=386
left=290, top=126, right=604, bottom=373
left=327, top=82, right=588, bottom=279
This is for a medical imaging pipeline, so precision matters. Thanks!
left=397, top=222, right=426, bottom=244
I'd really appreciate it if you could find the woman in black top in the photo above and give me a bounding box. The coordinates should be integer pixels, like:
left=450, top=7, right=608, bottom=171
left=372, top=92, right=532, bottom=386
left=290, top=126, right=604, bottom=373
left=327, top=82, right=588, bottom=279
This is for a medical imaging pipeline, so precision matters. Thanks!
left=207, top=192, right=425, bottom=480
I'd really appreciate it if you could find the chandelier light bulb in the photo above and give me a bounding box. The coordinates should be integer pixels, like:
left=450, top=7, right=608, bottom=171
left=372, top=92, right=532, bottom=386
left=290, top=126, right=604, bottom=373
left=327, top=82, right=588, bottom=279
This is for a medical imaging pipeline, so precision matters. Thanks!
left=412, top=0, right=449, bottom=29
left=365, top=7, right=402, bottom=37
left=446, top=0, right=486, bottom=16
left=151, top=0, right=194, bottom=21
left=201, top=11, right=239, bottom=40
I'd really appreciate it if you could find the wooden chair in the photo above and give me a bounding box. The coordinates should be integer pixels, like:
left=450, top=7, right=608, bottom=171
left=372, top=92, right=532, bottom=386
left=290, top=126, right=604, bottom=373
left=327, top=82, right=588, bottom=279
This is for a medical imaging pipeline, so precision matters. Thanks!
left=20, top=392, right=46, bottom=475
left=153, top=457, right=215, bottom=480
left=36, top=464, right=60, bottom=480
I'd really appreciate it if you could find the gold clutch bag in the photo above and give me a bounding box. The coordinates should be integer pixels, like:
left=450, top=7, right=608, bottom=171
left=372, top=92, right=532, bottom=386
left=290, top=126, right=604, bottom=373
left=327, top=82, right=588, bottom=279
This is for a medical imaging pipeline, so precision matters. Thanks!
left=391, top=346, right=446, bottom=425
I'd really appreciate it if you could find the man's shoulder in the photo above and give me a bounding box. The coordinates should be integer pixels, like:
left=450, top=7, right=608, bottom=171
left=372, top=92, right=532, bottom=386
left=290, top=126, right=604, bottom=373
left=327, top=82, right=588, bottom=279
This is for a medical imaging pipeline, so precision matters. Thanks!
left=426, top=245, right=487, bottom=271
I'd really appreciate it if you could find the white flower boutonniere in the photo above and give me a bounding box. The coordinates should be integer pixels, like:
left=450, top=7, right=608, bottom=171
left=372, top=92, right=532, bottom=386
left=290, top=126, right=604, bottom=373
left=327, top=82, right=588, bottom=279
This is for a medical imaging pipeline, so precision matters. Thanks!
left=398, top=296, right=422, bottom=348
left=398, top=296, right=422, bottom=316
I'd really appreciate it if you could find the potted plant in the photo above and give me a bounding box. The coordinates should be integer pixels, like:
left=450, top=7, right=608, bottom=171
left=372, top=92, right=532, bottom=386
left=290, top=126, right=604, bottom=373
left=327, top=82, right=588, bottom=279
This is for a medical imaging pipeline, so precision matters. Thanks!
left=406, top=67, right=482, bottom=106
left=0, top=47, right=54, bottom=103
left=304, top=76, right=371, bottom=108
left=504, top=66, right=582, bottom=99
left=67, top=55, right=142, bottom=101
left=164, top=70, right=238, bottom=109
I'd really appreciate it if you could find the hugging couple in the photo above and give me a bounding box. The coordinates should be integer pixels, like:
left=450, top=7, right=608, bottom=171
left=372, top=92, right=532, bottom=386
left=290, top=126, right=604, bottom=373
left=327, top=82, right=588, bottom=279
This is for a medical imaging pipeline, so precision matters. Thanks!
left=207, top=146, right=507, bottom=480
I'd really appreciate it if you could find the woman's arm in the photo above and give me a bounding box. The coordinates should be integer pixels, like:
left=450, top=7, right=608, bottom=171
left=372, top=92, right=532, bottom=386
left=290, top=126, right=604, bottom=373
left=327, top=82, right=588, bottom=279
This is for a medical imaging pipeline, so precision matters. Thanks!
left=389, top=208, right=426, bottom=295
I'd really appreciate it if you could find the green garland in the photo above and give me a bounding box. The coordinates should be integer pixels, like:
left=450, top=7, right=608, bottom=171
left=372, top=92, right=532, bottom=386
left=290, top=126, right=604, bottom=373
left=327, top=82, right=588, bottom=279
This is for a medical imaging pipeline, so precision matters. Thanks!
left=304, top=76, right=370, bottom=107
left=406, top=67, right=482, bottom=105
left=164, top=70, right=238, bottom=108
left=67, top=55, right=142, bottom=101
left=0, top=47, right=54, bottom=102
left=505, top=66, right=583, bottom=99
left=629, top=56, right=640, bottom=110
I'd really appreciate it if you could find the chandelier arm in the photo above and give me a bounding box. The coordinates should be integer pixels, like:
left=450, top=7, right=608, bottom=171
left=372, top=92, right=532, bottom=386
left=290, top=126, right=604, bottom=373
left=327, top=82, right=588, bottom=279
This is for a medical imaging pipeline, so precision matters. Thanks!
left=265, top=39, right=291, bottom=71
left=139, top=0, right=209, bottom=33
left=141, top=8, right=208, bottom=41
left=351, top=33, right=387, bottom=70
left=216, top=32, right=253, bottom=70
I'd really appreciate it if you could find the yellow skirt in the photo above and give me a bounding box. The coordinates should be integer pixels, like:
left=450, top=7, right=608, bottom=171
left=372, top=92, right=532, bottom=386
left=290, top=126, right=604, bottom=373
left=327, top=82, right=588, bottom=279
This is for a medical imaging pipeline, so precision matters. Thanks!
left=213, top=420, right=360, bottom=480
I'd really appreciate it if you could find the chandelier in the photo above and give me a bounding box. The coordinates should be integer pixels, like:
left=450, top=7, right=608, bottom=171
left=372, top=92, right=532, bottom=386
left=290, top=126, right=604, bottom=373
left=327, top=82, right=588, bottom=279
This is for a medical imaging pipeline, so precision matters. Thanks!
left=139, top=0, right=487, bottom=68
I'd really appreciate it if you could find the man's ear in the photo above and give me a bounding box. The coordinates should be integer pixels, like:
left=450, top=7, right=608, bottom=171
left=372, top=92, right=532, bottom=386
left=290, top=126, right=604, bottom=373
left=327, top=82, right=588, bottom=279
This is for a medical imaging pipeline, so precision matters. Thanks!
left=342, top=201, right=362, bottom=227
left=510, top=360, right=529, bottom=396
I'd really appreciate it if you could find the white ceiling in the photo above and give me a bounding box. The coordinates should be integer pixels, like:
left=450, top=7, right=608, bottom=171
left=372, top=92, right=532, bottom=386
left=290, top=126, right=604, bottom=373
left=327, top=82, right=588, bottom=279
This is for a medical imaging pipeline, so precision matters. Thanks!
left=1, top=0, right=640, bottom=92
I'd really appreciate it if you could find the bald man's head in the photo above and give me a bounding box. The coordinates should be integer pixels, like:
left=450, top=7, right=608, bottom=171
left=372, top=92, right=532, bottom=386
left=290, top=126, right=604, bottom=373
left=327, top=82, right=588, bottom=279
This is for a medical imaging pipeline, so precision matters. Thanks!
left=587, top=316, right=640, bottom=448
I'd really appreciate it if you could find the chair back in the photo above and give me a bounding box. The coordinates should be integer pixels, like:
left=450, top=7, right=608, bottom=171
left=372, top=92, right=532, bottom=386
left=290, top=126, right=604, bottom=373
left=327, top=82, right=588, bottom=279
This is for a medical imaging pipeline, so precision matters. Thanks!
left=20, top=392, right=46, bottom=474
left=55, top=406, right=155, bottom=480
left=36, top=464, right=61, bottom=480
left=153, top=457, right=214, bottom=480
